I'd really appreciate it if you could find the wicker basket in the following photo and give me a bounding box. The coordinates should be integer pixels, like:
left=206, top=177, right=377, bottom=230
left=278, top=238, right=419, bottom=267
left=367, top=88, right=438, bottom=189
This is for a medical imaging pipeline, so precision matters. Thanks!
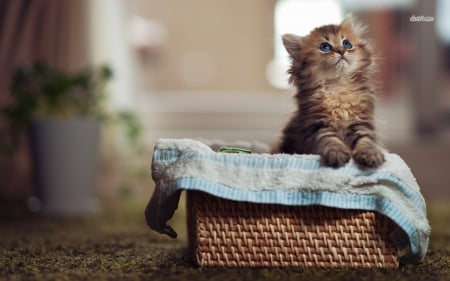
left=187, top=191, right=399, bottom=268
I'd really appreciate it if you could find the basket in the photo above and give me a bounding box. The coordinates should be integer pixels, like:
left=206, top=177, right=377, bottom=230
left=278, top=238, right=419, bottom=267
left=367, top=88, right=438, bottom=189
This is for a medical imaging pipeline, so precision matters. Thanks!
left=187, top=191, right=399, bottom=268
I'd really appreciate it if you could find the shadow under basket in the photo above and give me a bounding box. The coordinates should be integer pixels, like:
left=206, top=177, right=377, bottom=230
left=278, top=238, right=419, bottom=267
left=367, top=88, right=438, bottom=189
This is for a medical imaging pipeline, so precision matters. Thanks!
left=187, top=191, right=399, bottom=268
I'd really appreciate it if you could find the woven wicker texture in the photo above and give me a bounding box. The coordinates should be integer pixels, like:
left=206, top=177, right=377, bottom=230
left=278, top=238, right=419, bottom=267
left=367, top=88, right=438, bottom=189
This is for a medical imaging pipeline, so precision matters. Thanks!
left=187, top=191, right=399, bottom=268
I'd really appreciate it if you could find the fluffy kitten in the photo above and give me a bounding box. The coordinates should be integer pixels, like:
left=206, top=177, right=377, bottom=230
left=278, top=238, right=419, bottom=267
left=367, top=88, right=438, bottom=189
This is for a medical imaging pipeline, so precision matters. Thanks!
left=278, top=16, right=384, bottom=169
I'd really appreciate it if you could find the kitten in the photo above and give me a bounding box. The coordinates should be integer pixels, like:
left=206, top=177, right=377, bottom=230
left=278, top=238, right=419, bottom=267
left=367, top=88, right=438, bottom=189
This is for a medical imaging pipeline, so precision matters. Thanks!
left=278, top=16, right=385, bottom=169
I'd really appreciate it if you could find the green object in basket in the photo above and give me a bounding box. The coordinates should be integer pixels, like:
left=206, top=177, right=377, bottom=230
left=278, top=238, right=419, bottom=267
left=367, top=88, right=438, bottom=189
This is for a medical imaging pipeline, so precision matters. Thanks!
left=218, top=146, right=252, bottom=154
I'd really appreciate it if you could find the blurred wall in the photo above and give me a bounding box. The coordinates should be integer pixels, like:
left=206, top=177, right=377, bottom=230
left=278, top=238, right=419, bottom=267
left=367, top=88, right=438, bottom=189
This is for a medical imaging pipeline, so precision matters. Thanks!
left=128, top=0, right=277, bottom=91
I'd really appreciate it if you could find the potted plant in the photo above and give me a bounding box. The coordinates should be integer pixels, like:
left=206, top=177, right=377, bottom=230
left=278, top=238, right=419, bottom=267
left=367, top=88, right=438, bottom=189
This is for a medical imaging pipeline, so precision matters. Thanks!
left=2, top=62, right=141, bottom=216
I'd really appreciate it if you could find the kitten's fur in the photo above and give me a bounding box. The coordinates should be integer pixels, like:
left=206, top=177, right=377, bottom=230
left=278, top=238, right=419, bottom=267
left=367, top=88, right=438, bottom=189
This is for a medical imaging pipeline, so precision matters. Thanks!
left=278, top=16, right=384, bottom=169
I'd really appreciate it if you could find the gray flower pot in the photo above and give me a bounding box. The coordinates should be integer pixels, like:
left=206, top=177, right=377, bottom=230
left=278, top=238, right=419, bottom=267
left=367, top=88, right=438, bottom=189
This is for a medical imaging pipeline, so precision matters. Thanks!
left=29, top=118, right=100, bottom=216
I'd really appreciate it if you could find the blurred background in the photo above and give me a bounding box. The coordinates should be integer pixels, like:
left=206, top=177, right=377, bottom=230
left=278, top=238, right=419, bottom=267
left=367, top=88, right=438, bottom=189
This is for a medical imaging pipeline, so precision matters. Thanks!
left=0, top=0, right=449, bottom=213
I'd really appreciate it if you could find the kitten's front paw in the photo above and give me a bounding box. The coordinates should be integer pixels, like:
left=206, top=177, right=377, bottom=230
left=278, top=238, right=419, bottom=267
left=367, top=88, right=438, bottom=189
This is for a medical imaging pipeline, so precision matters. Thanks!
left=353, top=146, right=385, bottom=169
left=321, top=145, right=352, bottom=168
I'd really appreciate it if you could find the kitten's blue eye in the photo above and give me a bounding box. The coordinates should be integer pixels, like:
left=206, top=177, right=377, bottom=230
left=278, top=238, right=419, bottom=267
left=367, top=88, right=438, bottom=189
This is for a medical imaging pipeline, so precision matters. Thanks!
left=343, top=39, right=353, bottom=49
left=319, top=42, right=332, bottom=52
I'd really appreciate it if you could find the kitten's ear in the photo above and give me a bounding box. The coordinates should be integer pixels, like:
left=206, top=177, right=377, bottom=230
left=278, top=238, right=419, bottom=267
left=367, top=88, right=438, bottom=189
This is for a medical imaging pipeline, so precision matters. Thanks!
left=282, top=33, right=303, bottom=57
left=340, top=14, right=356, bottom=29
left=340, top=14, right=367, bottom=36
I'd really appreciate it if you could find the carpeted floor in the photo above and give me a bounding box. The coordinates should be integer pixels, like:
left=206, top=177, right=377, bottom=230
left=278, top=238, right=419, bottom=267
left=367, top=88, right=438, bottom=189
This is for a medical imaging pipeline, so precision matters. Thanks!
left=0, top=199, right=449, bottom=281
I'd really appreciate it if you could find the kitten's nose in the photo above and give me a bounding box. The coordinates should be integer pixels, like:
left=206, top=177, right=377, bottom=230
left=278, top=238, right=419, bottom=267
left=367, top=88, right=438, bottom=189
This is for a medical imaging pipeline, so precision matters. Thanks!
left=336, top=49, right=345, bottom=56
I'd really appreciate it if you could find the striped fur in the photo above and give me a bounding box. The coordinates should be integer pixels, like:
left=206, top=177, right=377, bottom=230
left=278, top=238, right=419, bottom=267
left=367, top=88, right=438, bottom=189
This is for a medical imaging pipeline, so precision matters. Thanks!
left=278, top=16, right=384, bottom=169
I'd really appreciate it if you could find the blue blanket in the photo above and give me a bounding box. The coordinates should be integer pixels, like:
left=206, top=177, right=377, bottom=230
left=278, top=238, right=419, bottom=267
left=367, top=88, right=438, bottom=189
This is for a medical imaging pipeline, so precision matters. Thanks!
left=145, top=139, right=430, bottom=265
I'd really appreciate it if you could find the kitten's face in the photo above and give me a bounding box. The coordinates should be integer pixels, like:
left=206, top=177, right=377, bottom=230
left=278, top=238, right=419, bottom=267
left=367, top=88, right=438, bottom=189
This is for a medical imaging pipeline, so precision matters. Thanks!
left=283, top=17, right=372, bottom=80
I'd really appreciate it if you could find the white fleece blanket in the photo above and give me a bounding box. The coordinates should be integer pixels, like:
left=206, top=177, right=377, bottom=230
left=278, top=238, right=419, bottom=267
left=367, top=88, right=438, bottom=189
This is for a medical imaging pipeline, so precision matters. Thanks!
left=145, top=138, right=430, bottom=265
